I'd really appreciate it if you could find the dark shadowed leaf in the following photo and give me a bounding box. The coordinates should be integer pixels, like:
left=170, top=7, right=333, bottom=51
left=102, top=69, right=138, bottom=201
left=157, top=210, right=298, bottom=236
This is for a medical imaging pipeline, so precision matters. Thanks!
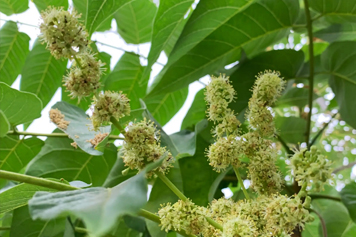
left=179, top=120, right=219, bottom=206
left=11, top=206, right=65, bottom=237
left=340, top=182, right=356, bottom=223
left=0, top=21, right=30, bottom=85
left=229, top=49, right=305, bottom=114
left=314, top=23, right=356, bottom=42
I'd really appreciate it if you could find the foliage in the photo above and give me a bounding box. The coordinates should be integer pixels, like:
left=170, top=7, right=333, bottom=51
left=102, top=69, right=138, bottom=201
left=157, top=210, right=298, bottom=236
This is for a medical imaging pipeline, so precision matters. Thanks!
left=0, top=0, right=356, bottom=237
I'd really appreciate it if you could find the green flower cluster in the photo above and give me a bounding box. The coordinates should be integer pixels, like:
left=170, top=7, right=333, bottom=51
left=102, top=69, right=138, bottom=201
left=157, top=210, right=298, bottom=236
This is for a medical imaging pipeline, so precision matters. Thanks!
left=121, top=119, right=174, bottom=177
left=290, top=146, right=333, bottom=191
left=205, top=75, right=241, bottom=172
left=159, top=194, right=313, bottom=237
left=64, top=53, right=104, bottom=100
left=39, top=7, right=88, bottom=59
left=40, top=7, right=105, bottom=101
left=240, top=71, right=285, bottom=194
left=91, top=91, right=130, bottom=131
left=247, top=70, right=286, bottom=137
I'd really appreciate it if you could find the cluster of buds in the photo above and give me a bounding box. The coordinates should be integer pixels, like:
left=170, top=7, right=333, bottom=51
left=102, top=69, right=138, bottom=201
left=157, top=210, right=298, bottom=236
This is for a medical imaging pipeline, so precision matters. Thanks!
left=289, top=146, right=333, bottom=191
left=121, top=119, right=174, bottom=177
left=159, top=194, right=313, bottom=237
left=247, top=70, right=286, bottom=137
left=40, top=7, right=105, bottom=101
left=91, top=91, right=130, bottom=131
left=205, top=75, right=241, bottom=172
left=158, top=199, right=214, bottom=236
left=238, top=71, right=286, bottom=194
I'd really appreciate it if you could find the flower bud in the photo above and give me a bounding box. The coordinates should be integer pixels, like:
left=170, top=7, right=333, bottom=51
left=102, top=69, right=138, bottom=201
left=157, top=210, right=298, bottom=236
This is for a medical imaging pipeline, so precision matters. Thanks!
left=91, top=91, right=130, bottom=130
left=64, top=53, right=104, bottom=100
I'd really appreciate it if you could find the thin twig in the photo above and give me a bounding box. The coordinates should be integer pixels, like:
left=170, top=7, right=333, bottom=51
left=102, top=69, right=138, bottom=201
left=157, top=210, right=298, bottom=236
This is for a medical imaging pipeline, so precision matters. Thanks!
left=309, top=113, right=338, bottom=146
left=276, top=134, right=293, bottom=155
left=0, top=19, right=165, bottom=67
left=333, top=161, right=356, bottom=174
left=309, top=194, right=341, bottom=202
left=309, top=208, right=328, bottom=237
left=303, top=0, right=315, bottom=149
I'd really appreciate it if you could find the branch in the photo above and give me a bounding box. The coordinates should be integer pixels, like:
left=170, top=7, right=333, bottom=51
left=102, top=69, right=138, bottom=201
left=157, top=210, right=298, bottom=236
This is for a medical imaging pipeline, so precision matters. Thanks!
left=303, top=0, right=315, bottom=149
left=333, top=161, right=356, bottom=174
left=0, top=170, right=196, bottom=237
left=232, top=166, right=250, bottom=200
left=7, top=130, right=124, bottom=140
left=276, top=134, right=293, bottom=155
left=310, top=113, right=338, bottom=146
left=309, top=208, right=328, bottom=237
left=309, top=194, right=341, bottom=202
left=0, top=170, right=79, bottom=191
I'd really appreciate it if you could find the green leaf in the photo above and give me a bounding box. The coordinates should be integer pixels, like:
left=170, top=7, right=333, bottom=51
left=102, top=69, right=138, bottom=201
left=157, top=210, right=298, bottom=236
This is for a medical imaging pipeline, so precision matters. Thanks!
left=181, top=89, right=206, bottom=130
left=317, top=201, right=351, bottom=237
left=147, top=0, right=300, bottom=96
left=229, top=49, right=305, bottom=114
left=26, top=135, right=116, bottom=187
left=320, top=41, right=356, bottom=129
left=103, top=150, right=137, bottom=188
left=142, top=0, right=194, bottom=80
left=276, top=87, right=310, bottom=108
left=0, top=0, right=28, bottom=16
left=314, top=23, right=356, bottom=42
left=144, top=87, right=188, bottom=126
left=105, top=52, right=147, bottom=110
left=179, top=120, right=219, bottom=206
left=10, top=206, right=65, bottom=237
left=302, top=213, right=320, bottom=237
left=275, top=116, right=307, bottom=144
left=20, top=39, right=67, bottom=109
left=309, top=0, right=356, bottom=24
left=0, top=136, right=44, bottom=173
left=114, top=0, right=157, bottom=44
left=112, top=218, right=142, bottom=237
left=72, top=0, right=134, bottom=35
left=0, top=21, right=30, bottom=85
left=33, top=0, right=68, bottom=12
left=167, top=0, right=254, bottom=66
left=0, top=183, right=56, bottom=214
left=51, top=101, right=111, bottom=156
left=169, top=130, right=196, bottom=159
left=0, top=82, right=43, bottom=126
left=340, top=182, right=356, bottom=223
left=28, top=171, right=148, bottom=236
left=0, top=110, right=9, bottom=137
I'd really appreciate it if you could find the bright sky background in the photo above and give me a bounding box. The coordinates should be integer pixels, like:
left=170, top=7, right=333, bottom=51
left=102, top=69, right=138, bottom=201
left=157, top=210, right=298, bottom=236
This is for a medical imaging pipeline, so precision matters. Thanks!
left=0, top=0, right=207, bottom=137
